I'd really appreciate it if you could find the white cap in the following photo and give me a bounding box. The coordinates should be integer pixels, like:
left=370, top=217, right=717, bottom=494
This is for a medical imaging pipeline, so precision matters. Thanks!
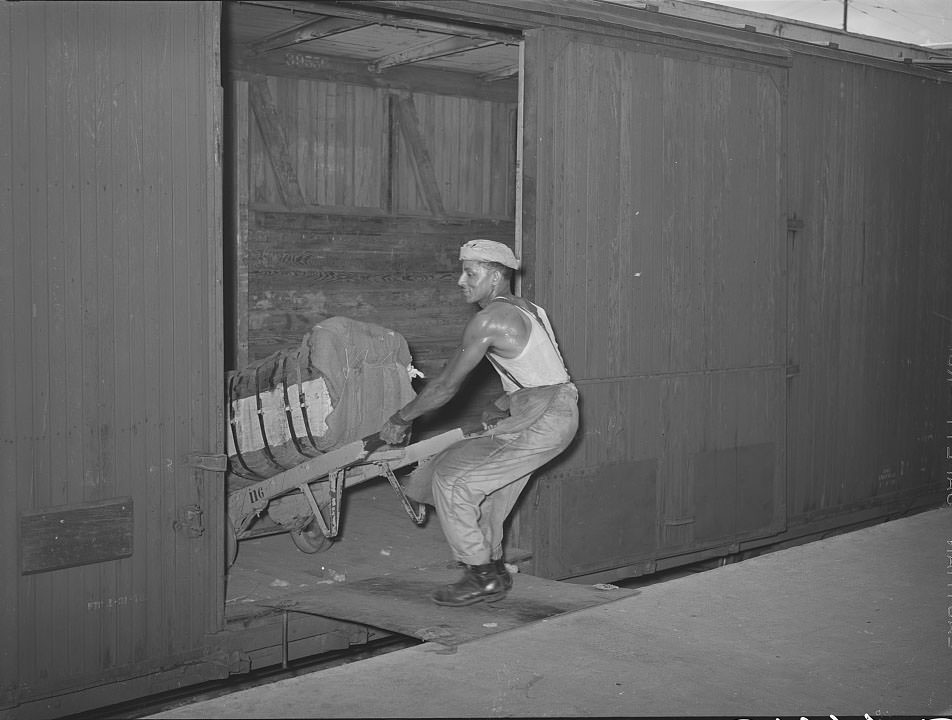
left=459, top=239, right=521, bottom=269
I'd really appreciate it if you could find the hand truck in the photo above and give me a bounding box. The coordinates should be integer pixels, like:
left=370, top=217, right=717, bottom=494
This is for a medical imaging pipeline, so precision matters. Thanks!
left=225, top=426, right=477, bottom=566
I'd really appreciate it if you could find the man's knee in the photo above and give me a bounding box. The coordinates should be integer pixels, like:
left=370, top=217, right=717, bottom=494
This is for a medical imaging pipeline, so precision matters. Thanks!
left=432, top=470, right=464, bottom=505
left=431, top=469, right=452, bottom=494
left=433, top=470, right=485, bottom=510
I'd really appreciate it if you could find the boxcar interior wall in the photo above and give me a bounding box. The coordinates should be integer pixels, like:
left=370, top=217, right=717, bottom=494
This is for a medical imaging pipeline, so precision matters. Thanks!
left=224, top=1, right=521, bottom=430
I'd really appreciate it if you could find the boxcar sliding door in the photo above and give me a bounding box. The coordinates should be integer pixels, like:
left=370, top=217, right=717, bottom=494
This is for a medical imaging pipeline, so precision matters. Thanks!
left=515, top=27, right=789, bottom=580
left=0, top=2, right=224, bottom=714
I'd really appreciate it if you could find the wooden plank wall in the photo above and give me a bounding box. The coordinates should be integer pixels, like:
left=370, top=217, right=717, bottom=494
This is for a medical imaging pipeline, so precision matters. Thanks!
left=392, top=94, right=517, bottom=217
left=246, top=76, right=517, bottom=218
left=246, top=213, right=513, bottom=367
left=0, top=1, right=15, bottom=705
left=236, top=73, right=518, bottom=428
left=0, top=1, right=223, bottom=709
left=785, top=54, right=952, bottom=525
left=516, top=29, right=788, bottom=579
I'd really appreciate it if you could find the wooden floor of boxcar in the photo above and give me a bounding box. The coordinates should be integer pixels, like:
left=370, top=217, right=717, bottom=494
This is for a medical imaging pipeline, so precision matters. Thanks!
left=225, top=478, right=455, bottom=617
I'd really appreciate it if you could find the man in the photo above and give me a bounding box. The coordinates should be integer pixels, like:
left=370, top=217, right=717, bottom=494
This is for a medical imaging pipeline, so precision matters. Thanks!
left=379, top=239, right=579, bottom=606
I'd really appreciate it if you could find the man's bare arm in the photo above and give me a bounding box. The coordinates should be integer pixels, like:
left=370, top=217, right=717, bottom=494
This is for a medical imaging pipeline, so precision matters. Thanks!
left=395, top=316, right=495, bottom=423
left=378, top=313, right=501, bottom=443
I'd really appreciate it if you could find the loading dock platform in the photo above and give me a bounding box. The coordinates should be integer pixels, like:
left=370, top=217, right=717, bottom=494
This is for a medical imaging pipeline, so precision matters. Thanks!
left=156, top=506, right=950, bottom=717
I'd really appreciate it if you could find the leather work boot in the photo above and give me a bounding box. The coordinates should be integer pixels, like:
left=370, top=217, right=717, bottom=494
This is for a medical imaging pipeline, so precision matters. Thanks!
left=431, top=563, right=507, bottom=606
left=494, top=558, right=513, bottom=591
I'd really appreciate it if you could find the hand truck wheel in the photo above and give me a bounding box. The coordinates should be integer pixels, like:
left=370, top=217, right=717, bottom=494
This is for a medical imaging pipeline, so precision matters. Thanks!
left=289, top=515, right=333, bottom=554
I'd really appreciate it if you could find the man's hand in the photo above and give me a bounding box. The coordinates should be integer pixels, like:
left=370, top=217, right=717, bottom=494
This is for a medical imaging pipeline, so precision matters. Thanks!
left=481, top=404, right=509, bottom=430
left=480, top=394, right=510, bottom=430
left=380, top=411, right=412, bottom=445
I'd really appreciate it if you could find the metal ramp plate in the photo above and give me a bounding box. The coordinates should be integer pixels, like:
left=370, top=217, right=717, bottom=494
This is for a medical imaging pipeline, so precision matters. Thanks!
left=254, top=565, right=638, bottom=646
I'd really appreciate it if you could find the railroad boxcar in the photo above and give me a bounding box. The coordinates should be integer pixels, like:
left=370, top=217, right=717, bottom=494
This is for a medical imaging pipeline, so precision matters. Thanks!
left=2, top=1, right=950, bottom=716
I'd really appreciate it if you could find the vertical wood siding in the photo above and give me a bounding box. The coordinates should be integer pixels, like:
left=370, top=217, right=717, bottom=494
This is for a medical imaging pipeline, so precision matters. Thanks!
left=517, top=26, right=951, bottom=580
left=250, top=78, right=388, bottom=209
left=533, top=42, right=785, bottom=378
left=1, top=1, right=223, bottom=705
left=518, top=29, right=787, bottom=578
left=0, top=1, right=15, bottom=704
left=786, top=56, right=952, bottom=523
left=247, top=76, right=517, bottom=218
left=392, top=93, right=517, bottom=217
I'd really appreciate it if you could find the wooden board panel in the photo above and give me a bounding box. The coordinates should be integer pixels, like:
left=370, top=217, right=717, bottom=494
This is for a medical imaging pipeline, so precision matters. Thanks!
left=2, top=1, right=224, bottom=705
left=141, top=0, right=176, bottom=668
left=534, top=36, right=785, bottom=380
left=229, top=81, right=251, bottom=370
left=517, top=27, right=787, bottom=577
left=245, top=74, right=516, bottom=218
left=393, top=91, right=517, bottom=217
left=392, top=94, right=445, bottom=216
left=693, top=443, right=776, bottom=542
left=524, top=460, right=658, bottom=579
left=0, top=1, right=18, bottom=703
left=249, top=75, right=305, bottom=208
left=245, top=216, right=515, bottom=348
left=784, top=54, right=952, bottom=522
left=657, top=369, right=785, bottom=554
left=248, top=77, right=386, bottom=208
left=260, top=567, right=636, bottom=646
left=20, top=499, right=134, bottom=575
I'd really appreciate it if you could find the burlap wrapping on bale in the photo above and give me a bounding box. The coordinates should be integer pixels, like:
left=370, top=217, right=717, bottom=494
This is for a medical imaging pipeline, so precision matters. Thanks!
left=226, top=317, right=416, bottom=482
left=303, top=317, right=416, bottom=451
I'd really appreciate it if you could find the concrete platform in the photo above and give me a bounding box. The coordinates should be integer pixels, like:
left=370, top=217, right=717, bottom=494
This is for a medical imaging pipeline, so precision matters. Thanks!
left=152, top=506, right=952, bottom=718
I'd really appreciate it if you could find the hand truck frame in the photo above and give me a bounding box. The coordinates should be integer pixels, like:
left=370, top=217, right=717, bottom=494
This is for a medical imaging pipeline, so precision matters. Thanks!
left=225, top=426, right=476, bottom=566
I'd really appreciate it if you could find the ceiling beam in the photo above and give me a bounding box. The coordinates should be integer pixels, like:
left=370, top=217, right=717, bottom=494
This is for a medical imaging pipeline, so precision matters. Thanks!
left=370, top=36, right=499, bottom=72
left=232, top=49, right=519, bottom=104
left=253, top=1, right=521, bottom=45
left=250, top=16, right=373, bottom=54
left=478, top=65, right=519, bottom=82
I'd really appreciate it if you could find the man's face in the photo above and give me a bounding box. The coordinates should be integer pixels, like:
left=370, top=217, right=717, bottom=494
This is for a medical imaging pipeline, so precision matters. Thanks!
left=458, top=260, right=496, bottom=305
